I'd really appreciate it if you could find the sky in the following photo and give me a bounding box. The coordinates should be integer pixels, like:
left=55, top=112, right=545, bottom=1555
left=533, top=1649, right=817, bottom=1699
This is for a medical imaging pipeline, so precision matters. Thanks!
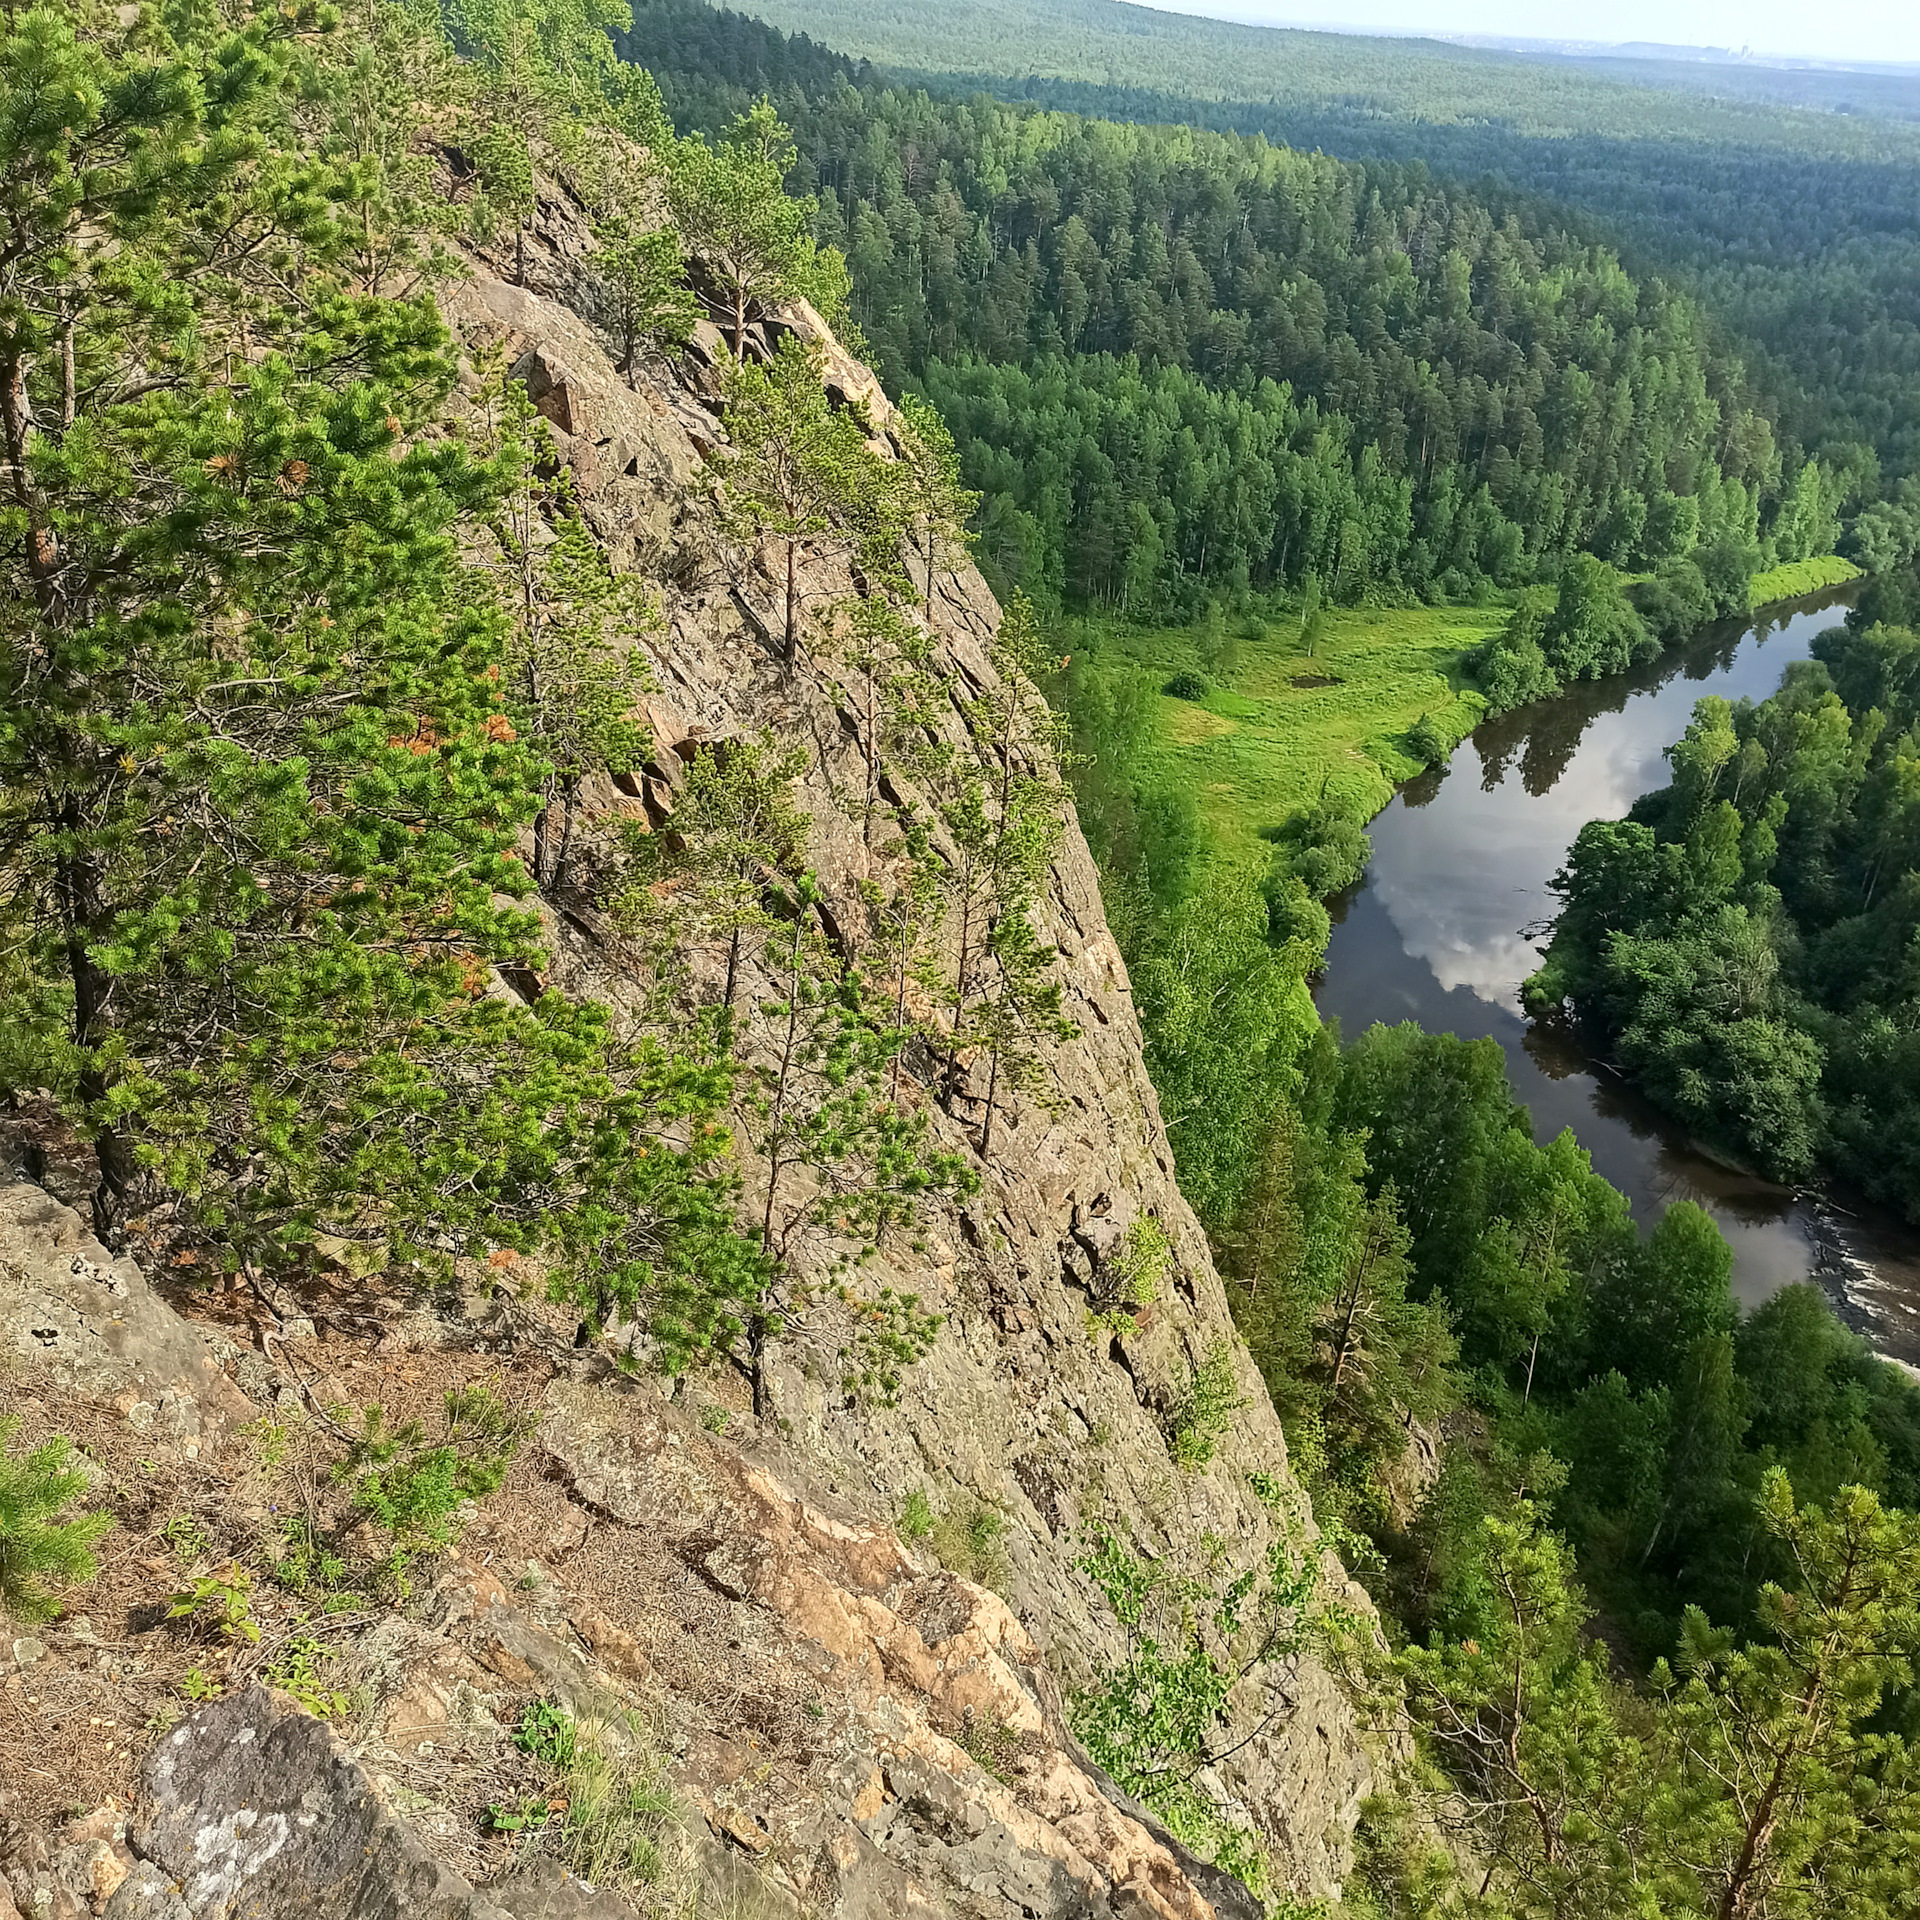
left=1143, top=0, right=1920, bottom=67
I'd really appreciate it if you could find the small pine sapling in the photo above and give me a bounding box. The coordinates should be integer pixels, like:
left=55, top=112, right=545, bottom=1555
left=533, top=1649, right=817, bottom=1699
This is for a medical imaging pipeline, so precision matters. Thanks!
left=0, top=1421, right=110, bottom=1624
left=737, top=874, right=972, bottom=1413
left=713, top=336, right=892, bottom=662
left=892, top=391, right=980, bottom=614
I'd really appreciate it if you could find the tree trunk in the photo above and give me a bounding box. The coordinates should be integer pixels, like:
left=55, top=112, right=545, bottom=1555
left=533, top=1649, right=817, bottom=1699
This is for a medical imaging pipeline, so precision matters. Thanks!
left=980, top=1045, right=1001, bottom=1159
left=945, top=863, right=976, bottom=1115
left=863, top=667, right=878, bottom=848
left=59, top=307, right=76, bottom=432
left=4, top=351, right=61, bottom=615
left=551, top=781, right=578, bottom=897
left=752, top=912, right=808, bottom=1419
left=56, top=829, right=128, bottom=1241
left=785, top=538, right=798, bottom=660
left=1716, top=1751, right=1791, bottom=1920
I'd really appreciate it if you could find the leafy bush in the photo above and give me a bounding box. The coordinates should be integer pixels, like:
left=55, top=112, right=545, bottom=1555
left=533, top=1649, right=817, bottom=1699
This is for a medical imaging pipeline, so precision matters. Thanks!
left=337, top=1386, right=535, bottom=1564
left=1262, top=873, right=1332, bottom=956
left=1091, top=1215, right=1171, bottom=1326
left=0, top=1421, right=110, bottom=1623
left=515, top=1697, right=580, bottom=1766
left=165, top=1568, right=261, bottom=1646
left=1406, top=710, right=1453, bottom=768
left=264, top=1632, right=354, bottom=1719
left=1468, top=599, right=1559, bottom=715
left=1165, top=1339, right=1246, bottom=1470
left=1266, top=795, right=1372, bottom=898
left=897, top=1486, right=935, bottom=1542
left=1072, top=1502, right=1337, bottom=1893
left=1163, top=669, right=1211, bottom=701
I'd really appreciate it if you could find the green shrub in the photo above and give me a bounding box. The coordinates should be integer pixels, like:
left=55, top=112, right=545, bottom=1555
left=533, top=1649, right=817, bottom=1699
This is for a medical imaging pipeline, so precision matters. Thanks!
left=1166, top=1340, right=1246, bottom=1470
left=0, top=1420, right=111, bottom=1623
left=1070, top=1508, right=1330, bottom=1895
left=1092, top=1215, right=1172, bottom=1327
left=515, top=1697, right=580, bottom=1765
left=1262, top=873, right=1332, bottom=956
left=264, top=1631, right=354, bottom=1719
left=897, top=1486, right=935, bottom=1542
left=1406, top=710, right=1452, bottom=768
left=337, top=1386, right=535, bottom=1564
left=165, top=1568, right=260, bottom=1646
left=1163, top=669, right=1211, bottom=701
left=1266, top=795, right=1371, bottom=898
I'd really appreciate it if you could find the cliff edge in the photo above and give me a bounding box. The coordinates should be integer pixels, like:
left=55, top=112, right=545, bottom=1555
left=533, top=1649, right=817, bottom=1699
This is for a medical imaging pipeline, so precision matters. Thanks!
left=0, top=177, right=1377, bottom=1920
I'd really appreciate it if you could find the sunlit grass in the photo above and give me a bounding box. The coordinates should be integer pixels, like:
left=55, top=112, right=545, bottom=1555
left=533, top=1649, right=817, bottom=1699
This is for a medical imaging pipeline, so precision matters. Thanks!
left=1069, top=602, right=1504, bottom=865
left=1746, top=554, right=1861, bottom=608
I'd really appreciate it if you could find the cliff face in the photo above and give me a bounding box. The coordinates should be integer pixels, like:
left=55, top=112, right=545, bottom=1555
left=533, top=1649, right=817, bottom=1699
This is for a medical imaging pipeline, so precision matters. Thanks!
left=442, top=187, right=1380, bottom=1894
left=0, top=182, right=1377, bottom=1920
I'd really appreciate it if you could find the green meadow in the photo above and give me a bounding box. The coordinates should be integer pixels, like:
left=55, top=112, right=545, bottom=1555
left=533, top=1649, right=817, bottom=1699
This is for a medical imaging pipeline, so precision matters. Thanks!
left=1745, top=552, right=1862, bottom=606
left=1066, top=603, right=1503, bottom=866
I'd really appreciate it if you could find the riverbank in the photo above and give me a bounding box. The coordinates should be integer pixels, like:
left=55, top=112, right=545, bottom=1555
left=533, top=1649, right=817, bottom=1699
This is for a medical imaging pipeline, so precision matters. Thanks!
left=1071, top=558, right=1859, bottom=867
left=1314, top=580, right=1920, bottom=1360
left=1745, top=552, right=1862, bottom=606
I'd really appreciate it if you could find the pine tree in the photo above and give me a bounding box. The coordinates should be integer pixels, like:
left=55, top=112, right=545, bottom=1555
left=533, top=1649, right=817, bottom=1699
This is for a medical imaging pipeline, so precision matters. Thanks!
left=937, top=592, right=1077, bottom=1153
left=823, top=590, right=939, bottom=849
left=892, top=391, right=979, bottom=614
left=713, top=334, right=889, bottom=661
left=1644, top=1472, right=1920, bottom=1920
left=594, top=223, right=700, bottom=384
left=456, top=0, right=646, bottom=284
left=0, top=4, right=760, bottom=1362
left=620, top=737, right=811, bottom=1024
left=0, top=1420, right=110, bottom=1625
left=667, top=101, right=823, bottom=355
left=1399, top=1501, right=1643, bottom=1913
left=737, top=874, right=969, bottom=1414
left=473, top=370, right=655, bottom=898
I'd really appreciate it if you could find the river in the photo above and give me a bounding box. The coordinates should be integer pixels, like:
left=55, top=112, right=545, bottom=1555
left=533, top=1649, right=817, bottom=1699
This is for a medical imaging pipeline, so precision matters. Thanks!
left=1314, top=586, right=1920, bottom=1366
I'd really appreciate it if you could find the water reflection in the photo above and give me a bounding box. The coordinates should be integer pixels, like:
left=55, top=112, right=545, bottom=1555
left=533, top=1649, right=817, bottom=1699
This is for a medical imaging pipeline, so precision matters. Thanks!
left=1316, top=585, right=1920, bottom=1357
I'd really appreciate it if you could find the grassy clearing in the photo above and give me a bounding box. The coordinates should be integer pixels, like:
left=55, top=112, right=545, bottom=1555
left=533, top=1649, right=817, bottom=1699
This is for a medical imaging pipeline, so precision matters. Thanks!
left=1747, top=553, right=1861, bottom=607
left=1070, top=602, right=1503, bottom=865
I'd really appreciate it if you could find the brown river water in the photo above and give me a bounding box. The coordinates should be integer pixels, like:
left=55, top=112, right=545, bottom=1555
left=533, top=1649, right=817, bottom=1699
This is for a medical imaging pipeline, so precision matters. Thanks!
left=1313, top=586, right=1920, bottom=1367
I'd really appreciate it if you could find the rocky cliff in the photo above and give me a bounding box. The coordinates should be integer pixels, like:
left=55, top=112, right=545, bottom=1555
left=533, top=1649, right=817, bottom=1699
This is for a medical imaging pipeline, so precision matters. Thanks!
left=0, top=177, right=1377, bottom=1920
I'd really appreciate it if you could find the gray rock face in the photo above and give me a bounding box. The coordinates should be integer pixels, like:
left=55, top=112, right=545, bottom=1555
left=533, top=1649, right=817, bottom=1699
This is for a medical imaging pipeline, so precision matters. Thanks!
left=0, top=181, right=1380, bottom=1920
left=135, top=1688, right=514, bottom=1920
left=441, top=200, right=1380, bottom=1895
left=0, top=1178, right=252, bottom=1449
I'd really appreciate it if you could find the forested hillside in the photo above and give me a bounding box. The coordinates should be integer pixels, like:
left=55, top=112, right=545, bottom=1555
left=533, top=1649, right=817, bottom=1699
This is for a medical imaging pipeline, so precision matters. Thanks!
left=621, top=0, right=1869, bottom=625
left=693, top=0, right=1920, bottom=503
left=8, top=6, right=1920, bottom=1920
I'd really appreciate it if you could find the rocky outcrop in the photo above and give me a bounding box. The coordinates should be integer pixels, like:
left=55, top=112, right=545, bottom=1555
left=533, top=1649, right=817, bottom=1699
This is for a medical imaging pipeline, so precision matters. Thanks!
left=0, top=179, right=1381, bottom=1920
left=0, top=1178, right=253, bottom=1456
left=436, top=189, right=1379, bottom=1896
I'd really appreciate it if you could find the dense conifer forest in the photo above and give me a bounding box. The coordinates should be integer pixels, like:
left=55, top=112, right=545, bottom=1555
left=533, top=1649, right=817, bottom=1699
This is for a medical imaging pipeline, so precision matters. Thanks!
left=658, top=0, right=1920, bottom=504
left=621, top=0, right=1900, bottom=632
